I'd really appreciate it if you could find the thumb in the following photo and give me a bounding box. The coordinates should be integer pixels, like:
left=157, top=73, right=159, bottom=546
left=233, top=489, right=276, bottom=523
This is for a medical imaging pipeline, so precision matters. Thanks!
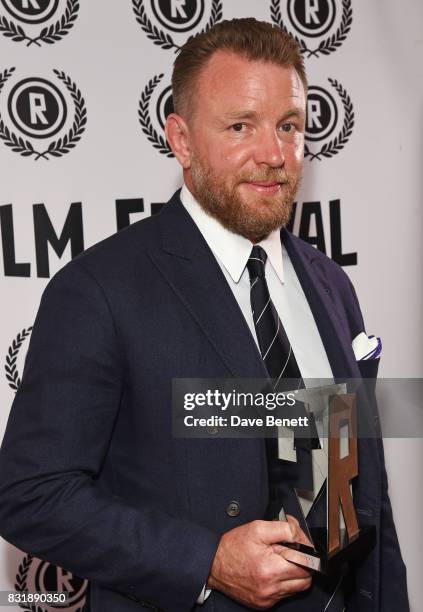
left=286, top=514, right=313, bottom=546
left=256, top=519, right=296, bottom=545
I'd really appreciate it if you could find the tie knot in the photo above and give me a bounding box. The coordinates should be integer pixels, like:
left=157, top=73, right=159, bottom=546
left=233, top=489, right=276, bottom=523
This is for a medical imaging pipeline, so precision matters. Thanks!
left=247, top=245, right=267, bottom=280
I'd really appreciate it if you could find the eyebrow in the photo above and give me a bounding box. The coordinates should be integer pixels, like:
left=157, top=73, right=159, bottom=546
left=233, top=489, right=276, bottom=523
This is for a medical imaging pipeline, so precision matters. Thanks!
left=281, top=108, right=305, bottom=121
left=222, top=108, right=305, bottom=122
left=222, top=110, right=258, bottom=121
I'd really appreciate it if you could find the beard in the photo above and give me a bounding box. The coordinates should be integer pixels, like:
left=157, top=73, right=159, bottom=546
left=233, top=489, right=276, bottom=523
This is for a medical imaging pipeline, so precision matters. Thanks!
left=189, top=154, right=302, bottom=242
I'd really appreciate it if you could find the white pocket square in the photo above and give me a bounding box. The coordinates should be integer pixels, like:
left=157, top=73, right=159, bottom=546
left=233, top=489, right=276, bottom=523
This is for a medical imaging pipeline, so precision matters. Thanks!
left=352, top=332, right=382, bottom=360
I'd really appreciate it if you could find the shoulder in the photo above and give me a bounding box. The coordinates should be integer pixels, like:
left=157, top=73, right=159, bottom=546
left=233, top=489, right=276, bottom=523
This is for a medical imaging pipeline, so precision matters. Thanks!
left=75, top=210, right=161, bottom=269
left=47, top=197, right=172, bottom=292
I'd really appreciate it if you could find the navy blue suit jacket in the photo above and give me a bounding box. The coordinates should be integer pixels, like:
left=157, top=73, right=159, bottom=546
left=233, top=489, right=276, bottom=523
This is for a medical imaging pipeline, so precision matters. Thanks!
left=0, top=190, right=408, bottom=611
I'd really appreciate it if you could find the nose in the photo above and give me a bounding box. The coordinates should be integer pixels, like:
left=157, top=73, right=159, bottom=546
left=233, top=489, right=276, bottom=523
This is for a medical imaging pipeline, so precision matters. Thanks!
left=253, top=127, right=285, bottom=168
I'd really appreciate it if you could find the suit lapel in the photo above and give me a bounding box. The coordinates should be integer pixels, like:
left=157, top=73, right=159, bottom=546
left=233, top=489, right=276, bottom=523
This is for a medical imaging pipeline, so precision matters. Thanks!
left=281, top=229, right=361, bottom=380
left=149, top=192, right=268, bottom=380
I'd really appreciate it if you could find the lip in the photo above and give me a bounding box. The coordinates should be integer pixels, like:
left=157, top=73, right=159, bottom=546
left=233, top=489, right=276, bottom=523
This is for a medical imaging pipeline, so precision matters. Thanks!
left=244, top=181, right=282, bottom=194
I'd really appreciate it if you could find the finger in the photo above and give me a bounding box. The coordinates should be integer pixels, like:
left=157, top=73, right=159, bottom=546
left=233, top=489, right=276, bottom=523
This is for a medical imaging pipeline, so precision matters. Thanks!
left=271, top=542, right=313, bottom=557
left=279, top=547, right=319, bottom=573
left=255, top=519, right=296, bottom=545
left=285, top=514, right=313, bottom=546
left=272, top=550, right=314, bottom=580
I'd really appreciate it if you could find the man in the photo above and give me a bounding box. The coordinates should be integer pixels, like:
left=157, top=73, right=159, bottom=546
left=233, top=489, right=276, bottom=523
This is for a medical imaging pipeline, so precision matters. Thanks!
left=0, top=18, right=408, bottom=612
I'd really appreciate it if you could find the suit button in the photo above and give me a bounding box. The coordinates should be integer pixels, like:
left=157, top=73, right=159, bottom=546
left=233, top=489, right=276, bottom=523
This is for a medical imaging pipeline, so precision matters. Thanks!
left=226, top=500, right=241, bottom=517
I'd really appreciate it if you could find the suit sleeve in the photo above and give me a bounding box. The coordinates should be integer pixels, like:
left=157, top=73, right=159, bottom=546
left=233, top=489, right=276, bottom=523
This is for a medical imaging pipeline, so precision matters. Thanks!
left=345, top=277, right=409, bottom=611
left=0, top=260, right=220, bottom=612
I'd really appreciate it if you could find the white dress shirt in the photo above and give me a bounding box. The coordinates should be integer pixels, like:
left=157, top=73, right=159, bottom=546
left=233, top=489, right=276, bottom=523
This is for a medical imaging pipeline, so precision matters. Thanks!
left=179, top=184, right=334, bottom=605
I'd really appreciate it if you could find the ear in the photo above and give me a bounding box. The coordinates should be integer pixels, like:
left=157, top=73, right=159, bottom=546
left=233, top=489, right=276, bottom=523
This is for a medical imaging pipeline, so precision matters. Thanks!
left=165, top=113, right=192, bottom=168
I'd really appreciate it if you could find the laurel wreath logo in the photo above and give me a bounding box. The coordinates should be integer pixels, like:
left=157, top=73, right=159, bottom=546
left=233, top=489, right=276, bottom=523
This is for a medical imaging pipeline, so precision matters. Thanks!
left=15, top=553, right=33, bottom=612
left=138, top=73, right=174, bottom=158
left=0, top=67, right=87, bottom=160
left=4, top=326, right=32, bottom=392
left=15, top=553, right=86, bottom=612
left=305, top=78, right=354, bottom=161
left=132, top=0, right=222, bottom=52
left=0, top=0, right=79, bottom=47
left=270, top=0, right=352, bottom=58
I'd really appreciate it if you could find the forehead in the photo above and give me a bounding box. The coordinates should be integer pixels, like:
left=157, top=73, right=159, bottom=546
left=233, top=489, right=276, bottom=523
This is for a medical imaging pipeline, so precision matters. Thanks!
left=194, top=50, right=306, bottom=114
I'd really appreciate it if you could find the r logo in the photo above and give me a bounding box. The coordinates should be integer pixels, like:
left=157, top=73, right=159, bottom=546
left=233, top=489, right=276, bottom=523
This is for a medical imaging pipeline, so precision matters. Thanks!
left=306, top=86, right=338, bottom=142
left=132, top=0, right=222, bottom=52
left=14, top=553, right=88, bottom=612
left=0, top=0, right=59, bottom=24
left=270, top=0, right=353, bottom=58
left=151, top=0, right=205, bottom=32
left=304, top=79, right=354, bottom=161
left=8, top=77, right=67, bottom=138
left=35, top=559, right=87, bottom=607
left=0, top=67, right=87, bottom=160
left=287, top=0, right=335, bottom=38
left=0, top=0, right=80, bottom=47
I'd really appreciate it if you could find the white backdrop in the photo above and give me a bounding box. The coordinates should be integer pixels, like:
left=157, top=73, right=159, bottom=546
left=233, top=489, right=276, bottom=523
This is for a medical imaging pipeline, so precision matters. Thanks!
left=0, top=1, right=422, bottom=610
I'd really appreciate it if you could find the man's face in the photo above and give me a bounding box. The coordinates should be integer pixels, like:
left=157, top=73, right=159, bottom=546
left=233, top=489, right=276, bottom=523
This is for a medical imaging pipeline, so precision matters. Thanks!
left=182, top=50, right=306, bottom=242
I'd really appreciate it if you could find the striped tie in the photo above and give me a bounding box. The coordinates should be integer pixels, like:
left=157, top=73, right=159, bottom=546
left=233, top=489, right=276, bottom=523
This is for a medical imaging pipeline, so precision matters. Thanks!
left=246, top=245, right=302, bottom=387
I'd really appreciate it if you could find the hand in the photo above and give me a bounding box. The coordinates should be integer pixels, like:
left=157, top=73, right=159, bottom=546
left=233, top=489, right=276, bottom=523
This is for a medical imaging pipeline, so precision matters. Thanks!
left=207, top=518, right=313, bottom=610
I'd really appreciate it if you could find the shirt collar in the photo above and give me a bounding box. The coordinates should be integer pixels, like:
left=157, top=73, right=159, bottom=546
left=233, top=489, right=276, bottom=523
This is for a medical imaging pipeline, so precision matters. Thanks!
left=179, top=183, right=284, bottom=284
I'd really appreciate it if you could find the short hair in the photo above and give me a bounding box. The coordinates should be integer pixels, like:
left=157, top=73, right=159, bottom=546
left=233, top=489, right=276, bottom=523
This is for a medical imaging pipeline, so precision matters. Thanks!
left=172, top=17, right=307, bottom=118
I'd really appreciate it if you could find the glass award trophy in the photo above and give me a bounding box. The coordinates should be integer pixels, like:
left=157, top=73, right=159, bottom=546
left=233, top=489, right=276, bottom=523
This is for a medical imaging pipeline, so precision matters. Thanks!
left=275, top=384, right=376, bottom=574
